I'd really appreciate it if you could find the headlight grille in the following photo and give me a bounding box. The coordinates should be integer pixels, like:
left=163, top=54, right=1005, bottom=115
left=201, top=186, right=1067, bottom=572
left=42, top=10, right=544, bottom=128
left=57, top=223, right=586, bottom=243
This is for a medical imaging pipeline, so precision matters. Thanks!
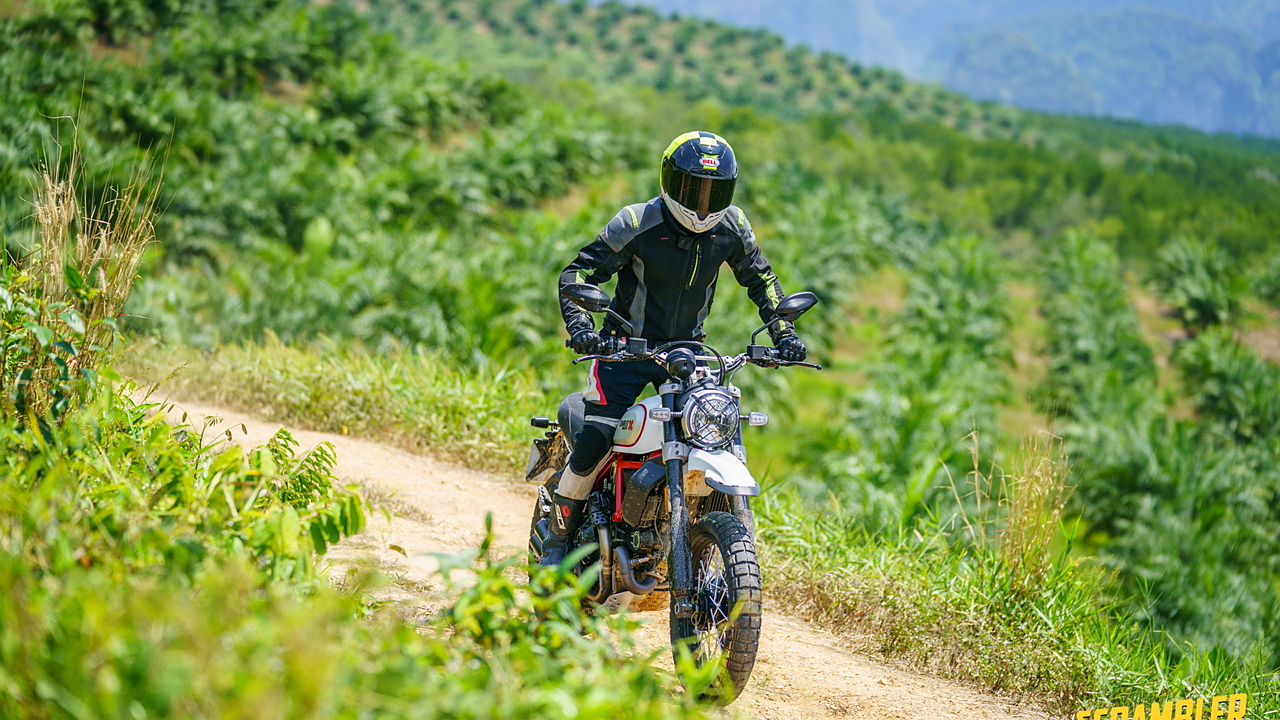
left=681, top=389, right=739, bottom=449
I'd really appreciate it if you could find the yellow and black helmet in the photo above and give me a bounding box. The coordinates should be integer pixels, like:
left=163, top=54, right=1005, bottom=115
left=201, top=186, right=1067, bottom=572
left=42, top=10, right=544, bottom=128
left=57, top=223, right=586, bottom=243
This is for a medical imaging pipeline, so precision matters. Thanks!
left=660, top=131, right=738, bottom=234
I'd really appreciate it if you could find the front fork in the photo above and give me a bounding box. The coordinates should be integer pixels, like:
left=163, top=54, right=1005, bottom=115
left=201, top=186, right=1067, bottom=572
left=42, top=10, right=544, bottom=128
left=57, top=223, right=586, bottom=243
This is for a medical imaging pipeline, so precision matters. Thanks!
left=660, top=382, right=697, bottom=620
left=730, top=425, right=755, bottom=534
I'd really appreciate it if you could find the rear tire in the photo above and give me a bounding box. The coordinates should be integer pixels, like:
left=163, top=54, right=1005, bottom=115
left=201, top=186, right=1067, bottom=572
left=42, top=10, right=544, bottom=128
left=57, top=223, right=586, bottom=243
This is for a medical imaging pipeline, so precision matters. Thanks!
left=670, top=510, right=761, bottom=705
left=528, top=479, right=556, bottom=564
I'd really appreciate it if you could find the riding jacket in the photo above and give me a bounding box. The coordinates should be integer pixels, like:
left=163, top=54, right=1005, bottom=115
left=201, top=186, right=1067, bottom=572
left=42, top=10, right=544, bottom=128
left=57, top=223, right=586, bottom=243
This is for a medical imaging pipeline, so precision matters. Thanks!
left=559, top=196, right=794, bottom=344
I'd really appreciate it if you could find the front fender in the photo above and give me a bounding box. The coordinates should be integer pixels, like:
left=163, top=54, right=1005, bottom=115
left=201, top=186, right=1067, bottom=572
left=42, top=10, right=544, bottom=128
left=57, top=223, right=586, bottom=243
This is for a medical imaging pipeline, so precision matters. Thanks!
left=686, top=448, right=760, bottom=497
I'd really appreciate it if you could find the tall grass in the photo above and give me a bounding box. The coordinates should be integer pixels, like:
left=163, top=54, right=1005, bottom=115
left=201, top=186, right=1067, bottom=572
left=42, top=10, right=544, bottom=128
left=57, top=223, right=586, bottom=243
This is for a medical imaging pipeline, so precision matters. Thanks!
left=757, top=437, right=1279, bottom=714
left=125, top=335, right=554, bottom=473
left=1, top=146, right=157, bottom=421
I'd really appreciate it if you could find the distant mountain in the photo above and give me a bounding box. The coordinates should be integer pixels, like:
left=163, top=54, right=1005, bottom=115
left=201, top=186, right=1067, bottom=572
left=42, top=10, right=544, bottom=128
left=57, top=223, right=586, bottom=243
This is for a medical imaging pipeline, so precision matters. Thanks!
left=942, top=9, right=1279, bottom=135
left=624, top=0, right=1280, bottom=136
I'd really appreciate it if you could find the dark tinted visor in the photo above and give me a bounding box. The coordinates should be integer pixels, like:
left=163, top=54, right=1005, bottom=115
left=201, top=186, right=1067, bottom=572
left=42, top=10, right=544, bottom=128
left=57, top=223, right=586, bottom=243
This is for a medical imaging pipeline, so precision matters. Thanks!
left=668, top=174, right=736, bottom=216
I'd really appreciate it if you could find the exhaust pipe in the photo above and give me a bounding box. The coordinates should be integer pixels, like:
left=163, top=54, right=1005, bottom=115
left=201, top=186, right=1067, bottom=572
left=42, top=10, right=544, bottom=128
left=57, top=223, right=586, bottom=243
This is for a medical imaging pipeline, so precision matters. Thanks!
left=614, top=545, right=660, bottom=595
left=586, top=525, right=614, bottom=603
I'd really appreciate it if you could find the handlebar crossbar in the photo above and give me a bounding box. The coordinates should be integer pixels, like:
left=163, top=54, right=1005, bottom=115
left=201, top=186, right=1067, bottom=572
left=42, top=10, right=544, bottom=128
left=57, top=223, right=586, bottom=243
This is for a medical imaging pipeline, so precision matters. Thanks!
left=569, top=344, right=822, bottom=372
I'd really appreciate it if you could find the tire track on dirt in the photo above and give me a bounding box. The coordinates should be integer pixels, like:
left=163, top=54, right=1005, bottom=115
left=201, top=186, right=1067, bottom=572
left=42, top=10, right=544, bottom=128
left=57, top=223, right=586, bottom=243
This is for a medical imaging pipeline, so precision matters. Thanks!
left=163, top=399, right=1052, bottom=720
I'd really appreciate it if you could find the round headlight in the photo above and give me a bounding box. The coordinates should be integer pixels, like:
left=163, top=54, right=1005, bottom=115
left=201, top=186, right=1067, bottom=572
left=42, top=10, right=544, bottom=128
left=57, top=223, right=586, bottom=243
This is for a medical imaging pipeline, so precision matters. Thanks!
left=681, top=388, right=739, bottom=449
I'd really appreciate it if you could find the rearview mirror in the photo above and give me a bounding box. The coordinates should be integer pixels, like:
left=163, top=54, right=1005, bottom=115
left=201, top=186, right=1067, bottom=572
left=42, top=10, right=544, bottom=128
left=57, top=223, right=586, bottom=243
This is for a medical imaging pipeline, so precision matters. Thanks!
left=773, top=291, right=818, bottom=322
left=561, top=283, right=612, bottom=313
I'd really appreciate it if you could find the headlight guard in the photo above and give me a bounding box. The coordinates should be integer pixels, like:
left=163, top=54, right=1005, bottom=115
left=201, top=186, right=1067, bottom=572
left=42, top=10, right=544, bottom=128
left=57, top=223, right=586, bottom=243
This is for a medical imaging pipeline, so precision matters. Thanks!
left=680, top=387, right=739, bottom=449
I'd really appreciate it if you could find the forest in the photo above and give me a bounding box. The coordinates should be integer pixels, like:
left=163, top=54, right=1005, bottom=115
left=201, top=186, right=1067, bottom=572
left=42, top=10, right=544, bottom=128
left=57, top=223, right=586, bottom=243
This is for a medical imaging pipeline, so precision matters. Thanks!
left=2, top=0, right=1280, bottom=715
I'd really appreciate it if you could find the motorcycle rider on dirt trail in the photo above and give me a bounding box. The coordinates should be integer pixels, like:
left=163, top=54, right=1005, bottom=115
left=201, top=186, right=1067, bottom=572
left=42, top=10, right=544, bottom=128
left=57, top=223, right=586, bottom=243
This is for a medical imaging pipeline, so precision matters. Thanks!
left=538, top=130, right=809, bottom=567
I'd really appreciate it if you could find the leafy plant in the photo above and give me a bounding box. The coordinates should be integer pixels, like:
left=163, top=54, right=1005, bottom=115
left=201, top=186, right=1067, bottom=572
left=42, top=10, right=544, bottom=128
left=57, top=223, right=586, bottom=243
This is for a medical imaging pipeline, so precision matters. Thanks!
left=1151, top=237, right=1244, bottom=333
left=800, top=234, right=1011, bottom=530
left=1, top=148, right=157, bottom=421
left=1037, top=231, right=1156, bottom=417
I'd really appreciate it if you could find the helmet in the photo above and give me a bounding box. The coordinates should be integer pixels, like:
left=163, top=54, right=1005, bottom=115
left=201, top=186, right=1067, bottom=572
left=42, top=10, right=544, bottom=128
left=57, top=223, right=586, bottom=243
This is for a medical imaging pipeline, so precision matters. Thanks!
left=660, top=131, right=738, bottom=234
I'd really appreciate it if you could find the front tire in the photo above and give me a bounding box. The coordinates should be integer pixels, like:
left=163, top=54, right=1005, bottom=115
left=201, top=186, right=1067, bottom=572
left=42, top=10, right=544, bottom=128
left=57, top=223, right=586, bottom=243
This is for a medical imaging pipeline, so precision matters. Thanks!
left=670, top=510, right=761, bottom=705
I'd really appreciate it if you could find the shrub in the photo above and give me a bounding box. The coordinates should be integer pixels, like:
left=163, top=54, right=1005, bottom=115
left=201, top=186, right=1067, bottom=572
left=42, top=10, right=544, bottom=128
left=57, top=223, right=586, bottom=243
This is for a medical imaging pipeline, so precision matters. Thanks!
left=1037, top=232, right=1156, bottom=417
left=1151, top=237, right=1243, bottom=332
left=1252, top=253, right=1280, bottom=308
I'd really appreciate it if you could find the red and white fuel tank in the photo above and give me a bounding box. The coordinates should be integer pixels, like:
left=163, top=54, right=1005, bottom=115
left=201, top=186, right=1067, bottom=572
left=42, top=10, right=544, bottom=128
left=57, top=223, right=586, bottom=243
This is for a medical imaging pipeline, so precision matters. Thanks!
left=611, top=396, right=664, bottom=455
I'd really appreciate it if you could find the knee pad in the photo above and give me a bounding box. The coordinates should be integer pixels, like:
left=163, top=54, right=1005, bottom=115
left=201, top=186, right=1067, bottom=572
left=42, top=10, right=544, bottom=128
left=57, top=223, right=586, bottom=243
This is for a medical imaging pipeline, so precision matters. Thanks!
left=569, top=424, right=613, bottom=475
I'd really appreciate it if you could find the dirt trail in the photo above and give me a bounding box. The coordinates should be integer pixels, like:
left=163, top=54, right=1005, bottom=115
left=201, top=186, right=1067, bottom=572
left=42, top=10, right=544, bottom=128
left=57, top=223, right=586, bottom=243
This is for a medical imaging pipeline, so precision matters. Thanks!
left=164, top=399, right=1052, bottom=720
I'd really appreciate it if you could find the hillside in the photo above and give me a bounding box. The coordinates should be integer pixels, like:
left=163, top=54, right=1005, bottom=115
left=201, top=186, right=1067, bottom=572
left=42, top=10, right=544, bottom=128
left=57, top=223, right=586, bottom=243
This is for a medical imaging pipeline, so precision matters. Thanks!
left=632, top=0, right=1280, bottom=73
left=632, top=0, right=1280, bottom=136
left=940, top=8, right=1280, bottom=136
left=1, top=0, right=1280, bottom=716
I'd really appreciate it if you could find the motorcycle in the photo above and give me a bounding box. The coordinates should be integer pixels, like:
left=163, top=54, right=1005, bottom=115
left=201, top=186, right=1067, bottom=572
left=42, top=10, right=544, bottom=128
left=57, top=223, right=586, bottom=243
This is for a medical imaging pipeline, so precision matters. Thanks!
left=525, top=282, right=820, bottom=704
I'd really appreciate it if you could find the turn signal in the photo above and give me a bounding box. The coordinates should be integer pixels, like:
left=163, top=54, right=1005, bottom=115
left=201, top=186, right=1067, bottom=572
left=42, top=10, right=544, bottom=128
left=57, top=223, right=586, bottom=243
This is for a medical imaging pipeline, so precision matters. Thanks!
left=745, top=412, right=769, bottom=426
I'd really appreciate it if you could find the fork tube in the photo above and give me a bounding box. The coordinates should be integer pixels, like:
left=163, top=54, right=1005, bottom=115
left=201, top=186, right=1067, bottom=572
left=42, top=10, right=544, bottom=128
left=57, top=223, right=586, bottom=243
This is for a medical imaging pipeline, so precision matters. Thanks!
left=662, top=388, right=695, bottom=619
left=730, top=426, right=755, bottom=534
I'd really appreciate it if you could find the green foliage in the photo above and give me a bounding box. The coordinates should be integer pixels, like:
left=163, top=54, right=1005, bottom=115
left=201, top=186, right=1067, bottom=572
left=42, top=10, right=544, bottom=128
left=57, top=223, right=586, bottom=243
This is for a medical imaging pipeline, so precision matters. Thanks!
left=756, top=486, right=1280, bottom=714
left=798, top=235, right=1010, bottom=530
left=0, top=268, right=100, bottom=422
left=1039, top=234, right=1280, bottom=665
left=1037, top=232, right=1156, bottom=417
left=0, top=387, right=364, bottom=584
left=1152, top=238, right=1244, bottom=332
left=1175, top=329, right=1280, bottom=445
left=0, top=516, right=710, bottom=719
left=1, top=150, right=156, bottom=422
left=1250, top=252, right=1280, bottom=308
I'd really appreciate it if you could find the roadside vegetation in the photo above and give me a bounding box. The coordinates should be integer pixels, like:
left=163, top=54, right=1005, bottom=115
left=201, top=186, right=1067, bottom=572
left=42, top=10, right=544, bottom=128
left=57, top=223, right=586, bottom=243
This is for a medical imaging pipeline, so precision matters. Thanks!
left=0, top=136, right=707, bottom=720
left=5, top=0, right=1280, bottom=715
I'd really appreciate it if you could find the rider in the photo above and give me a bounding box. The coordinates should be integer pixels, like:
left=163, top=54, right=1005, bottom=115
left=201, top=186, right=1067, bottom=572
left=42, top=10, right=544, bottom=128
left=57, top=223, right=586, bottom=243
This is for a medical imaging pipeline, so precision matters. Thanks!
left=539, top=130, right=808, bottom=566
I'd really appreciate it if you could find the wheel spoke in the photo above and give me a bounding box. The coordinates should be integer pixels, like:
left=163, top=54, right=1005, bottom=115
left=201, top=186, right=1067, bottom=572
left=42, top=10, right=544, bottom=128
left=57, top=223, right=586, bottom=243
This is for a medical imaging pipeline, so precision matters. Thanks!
left=693, top=542, right=732, bottom=662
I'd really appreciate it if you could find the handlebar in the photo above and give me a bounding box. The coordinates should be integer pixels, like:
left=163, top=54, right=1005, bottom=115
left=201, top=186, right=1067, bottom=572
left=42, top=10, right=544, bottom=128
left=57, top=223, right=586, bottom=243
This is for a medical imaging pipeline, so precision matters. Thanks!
left=567, top=339, right=822, bottom=372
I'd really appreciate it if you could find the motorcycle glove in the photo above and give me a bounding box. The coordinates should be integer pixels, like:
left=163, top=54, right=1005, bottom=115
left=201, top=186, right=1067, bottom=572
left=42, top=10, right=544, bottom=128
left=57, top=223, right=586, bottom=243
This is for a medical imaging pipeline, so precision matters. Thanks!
left=776, top=334, right=808, bottom=362
left=569, top=327, right=603, bottom=355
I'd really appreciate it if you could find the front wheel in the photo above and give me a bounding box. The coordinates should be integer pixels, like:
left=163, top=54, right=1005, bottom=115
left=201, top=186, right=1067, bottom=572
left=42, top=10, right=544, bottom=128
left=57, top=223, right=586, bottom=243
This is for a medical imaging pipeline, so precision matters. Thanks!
left=670, top=510, right=761, bottom=705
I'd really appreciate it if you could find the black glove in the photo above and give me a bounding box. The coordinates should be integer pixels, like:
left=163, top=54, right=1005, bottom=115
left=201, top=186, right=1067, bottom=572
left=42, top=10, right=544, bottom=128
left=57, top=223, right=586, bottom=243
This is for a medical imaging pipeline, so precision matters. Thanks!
left=775, top=334, right=807, bottom=362
left=569, top=327, right=603, bottom=355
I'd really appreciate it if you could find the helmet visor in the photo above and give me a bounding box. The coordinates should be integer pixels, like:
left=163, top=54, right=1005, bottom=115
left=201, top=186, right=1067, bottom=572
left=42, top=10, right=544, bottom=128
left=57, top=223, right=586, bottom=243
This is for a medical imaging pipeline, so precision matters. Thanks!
left=667, top=173, right=736, bottom=217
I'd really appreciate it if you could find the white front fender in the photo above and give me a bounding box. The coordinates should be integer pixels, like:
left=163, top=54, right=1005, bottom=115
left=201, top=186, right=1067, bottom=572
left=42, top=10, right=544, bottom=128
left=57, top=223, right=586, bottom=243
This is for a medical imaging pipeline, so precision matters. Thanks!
left=686, top=448, right=760, bottom=497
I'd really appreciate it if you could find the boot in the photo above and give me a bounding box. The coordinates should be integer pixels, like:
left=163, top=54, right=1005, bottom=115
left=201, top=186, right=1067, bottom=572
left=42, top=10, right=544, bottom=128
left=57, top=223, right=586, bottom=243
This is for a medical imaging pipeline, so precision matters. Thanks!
left=539, top=493, right=586, bottom=567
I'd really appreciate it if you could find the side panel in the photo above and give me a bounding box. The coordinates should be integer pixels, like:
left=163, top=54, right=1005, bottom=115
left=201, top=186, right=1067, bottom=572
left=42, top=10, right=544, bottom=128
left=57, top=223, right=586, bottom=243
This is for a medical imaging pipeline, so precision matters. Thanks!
left=685, top=448, right=760, bottom=497
left=613, top=396, right=664, bottom=455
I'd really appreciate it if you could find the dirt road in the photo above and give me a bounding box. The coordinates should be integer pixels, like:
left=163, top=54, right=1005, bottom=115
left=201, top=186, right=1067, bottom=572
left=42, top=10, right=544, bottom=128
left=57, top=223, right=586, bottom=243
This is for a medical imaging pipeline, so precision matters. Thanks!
left=165, top=399, right=1052, bottom=720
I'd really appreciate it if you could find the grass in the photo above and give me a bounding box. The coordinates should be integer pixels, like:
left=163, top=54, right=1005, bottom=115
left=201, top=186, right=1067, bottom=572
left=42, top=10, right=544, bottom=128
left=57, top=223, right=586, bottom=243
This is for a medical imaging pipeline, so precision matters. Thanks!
left=124, top=334, right=550, bottom=474
left=756, top=435, right=1280, bottom=715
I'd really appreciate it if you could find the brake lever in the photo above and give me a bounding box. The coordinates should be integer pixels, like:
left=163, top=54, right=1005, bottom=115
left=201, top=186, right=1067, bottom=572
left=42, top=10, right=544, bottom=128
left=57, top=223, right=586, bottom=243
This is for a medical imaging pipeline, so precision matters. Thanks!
left=779, top=360, right=823, bottom=370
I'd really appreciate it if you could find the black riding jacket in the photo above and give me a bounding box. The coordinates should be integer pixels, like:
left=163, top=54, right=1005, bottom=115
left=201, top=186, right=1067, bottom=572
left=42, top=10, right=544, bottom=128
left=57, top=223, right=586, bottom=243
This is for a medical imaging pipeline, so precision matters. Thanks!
left=559, top=197, right=794, bottom=343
